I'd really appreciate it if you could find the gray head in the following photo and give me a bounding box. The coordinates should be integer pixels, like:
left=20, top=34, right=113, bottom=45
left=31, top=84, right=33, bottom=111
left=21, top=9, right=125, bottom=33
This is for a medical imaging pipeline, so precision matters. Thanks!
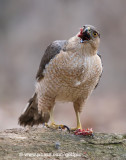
left=78, top=25, right=100, bottom=41
left=78, top=25, right=100, bottom=49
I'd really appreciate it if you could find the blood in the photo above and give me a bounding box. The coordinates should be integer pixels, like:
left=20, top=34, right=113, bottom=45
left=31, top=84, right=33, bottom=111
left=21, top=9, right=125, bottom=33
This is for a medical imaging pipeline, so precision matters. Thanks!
left=74, top=128, right=93, bottom=136
left=78, top=28, right=83, bottom=38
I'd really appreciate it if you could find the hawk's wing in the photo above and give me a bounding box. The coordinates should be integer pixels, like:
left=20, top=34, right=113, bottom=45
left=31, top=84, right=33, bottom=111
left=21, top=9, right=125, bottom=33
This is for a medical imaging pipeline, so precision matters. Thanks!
left=97, top=51, right=101, bottom=59
left=36, top=40, right=67, bottom=81
left=18, top=40, right=67, bottom=126
left=95, top=51, right=102, bottom=89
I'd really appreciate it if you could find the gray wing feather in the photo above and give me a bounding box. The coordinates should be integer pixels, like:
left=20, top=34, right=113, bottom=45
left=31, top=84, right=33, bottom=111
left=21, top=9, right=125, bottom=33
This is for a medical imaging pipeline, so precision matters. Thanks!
left=36, top=40, right=67, bottom=81
left=97, top=51, right=101, bottom=59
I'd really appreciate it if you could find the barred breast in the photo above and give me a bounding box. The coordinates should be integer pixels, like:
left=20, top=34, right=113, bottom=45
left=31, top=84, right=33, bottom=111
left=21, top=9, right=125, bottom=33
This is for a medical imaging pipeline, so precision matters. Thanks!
left=38, top=50, right=102, bottom=102
left=56, top=53, right=102, bottom=102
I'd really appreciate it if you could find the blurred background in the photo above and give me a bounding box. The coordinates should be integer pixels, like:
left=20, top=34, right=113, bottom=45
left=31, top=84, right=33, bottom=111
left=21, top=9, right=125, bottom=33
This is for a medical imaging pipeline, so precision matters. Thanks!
left=0, top=0, right=126, bottom=133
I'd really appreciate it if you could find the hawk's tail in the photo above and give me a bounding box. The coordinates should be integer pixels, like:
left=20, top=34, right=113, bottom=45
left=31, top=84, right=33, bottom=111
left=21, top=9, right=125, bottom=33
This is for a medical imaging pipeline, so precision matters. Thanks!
left=18, top=93, right=50, bottom=127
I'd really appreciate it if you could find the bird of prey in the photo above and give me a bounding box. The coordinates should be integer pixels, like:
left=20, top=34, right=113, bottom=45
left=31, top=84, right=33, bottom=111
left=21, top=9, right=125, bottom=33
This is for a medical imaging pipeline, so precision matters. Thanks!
left=19, top=25, right=103, bottom=130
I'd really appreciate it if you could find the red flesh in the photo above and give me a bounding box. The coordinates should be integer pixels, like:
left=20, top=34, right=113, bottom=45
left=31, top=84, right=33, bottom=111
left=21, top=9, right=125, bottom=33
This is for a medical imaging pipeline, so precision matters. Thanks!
left=78, top=28, right=83, bottom=38
left=74, top=128, right=93, bottom=136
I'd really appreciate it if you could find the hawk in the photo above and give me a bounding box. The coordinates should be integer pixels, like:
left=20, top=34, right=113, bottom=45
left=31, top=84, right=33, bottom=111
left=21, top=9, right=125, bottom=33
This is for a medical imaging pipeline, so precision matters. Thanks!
left=19, top=25, right=103, bottom=130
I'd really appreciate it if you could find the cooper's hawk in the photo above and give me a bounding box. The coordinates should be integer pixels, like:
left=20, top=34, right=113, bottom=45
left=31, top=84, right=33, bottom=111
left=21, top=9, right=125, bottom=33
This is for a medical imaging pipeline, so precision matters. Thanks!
left=19, top=25, right=102, bottom=130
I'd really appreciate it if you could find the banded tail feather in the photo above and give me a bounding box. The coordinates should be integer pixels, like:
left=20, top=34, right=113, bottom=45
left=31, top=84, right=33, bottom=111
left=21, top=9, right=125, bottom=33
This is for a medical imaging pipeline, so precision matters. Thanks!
left=18, top=93, right=50, bottom=126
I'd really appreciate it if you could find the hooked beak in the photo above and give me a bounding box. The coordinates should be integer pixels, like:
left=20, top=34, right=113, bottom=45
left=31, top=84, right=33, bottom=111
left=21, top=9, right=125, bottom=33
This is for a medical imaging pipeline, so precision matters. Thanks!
left=78, top=27, right=91, bottom=43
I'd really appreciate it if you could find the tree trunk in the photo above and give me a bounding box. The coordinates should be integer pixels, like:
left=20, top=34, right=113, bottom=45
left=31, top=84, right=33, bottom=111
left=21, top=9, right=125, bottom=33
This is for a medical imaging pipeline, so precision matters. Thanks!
left=0, top=127, right=126, bottom=160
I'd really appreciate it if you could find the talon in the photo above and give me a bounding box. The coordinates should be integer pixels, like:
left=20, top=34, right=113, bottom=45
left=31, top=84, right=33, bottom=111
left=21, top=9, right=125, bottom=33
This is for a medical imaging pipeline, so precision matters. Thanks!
left=45, top=122, right=70, bottom=132
left=44, top=122, right=49, bottom=128
left=70, top=127, right=82, bottom=132
left=62, top=125, right=70, bottom=133
left=58, top=125, right=70, bottom=133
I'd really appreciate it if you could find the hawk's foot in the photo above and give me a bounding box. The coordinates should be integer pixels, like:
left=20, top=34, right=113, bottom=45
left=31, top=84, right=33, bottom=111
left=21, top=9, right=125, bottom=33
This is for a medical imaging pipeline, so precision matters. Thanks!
left=70, top=124, right=82, bottom=131
left=70, top=127, right=82, bottom=132
left=45, top=123, right=70, bottom=132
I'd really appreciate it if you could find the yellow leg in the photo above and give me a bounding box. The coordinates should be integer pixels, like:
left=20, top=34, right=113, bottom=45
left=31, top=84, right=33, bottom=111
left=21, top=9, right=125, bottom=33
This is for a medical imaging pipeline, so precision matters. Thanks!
left=76, top=111, right=82, bottom=129
left=45, top=108, right=57, bottom=127
left=71, top=99, right=84, bottom=131
left=45, top=108, right=70, bottom=131
left=71, top=110, right=82, bottom=131
left=50, top=108, right=55, bottom=125
left=50, top=108, right=82, bottom=129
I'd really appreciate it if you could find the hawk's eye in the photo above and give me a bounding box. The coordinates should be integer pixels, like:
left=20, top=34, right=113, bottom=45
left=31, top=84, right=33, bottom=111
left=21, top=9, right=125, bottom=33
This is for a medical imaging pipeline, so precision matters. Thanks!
left=93, top=31, right=98, bottom=38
